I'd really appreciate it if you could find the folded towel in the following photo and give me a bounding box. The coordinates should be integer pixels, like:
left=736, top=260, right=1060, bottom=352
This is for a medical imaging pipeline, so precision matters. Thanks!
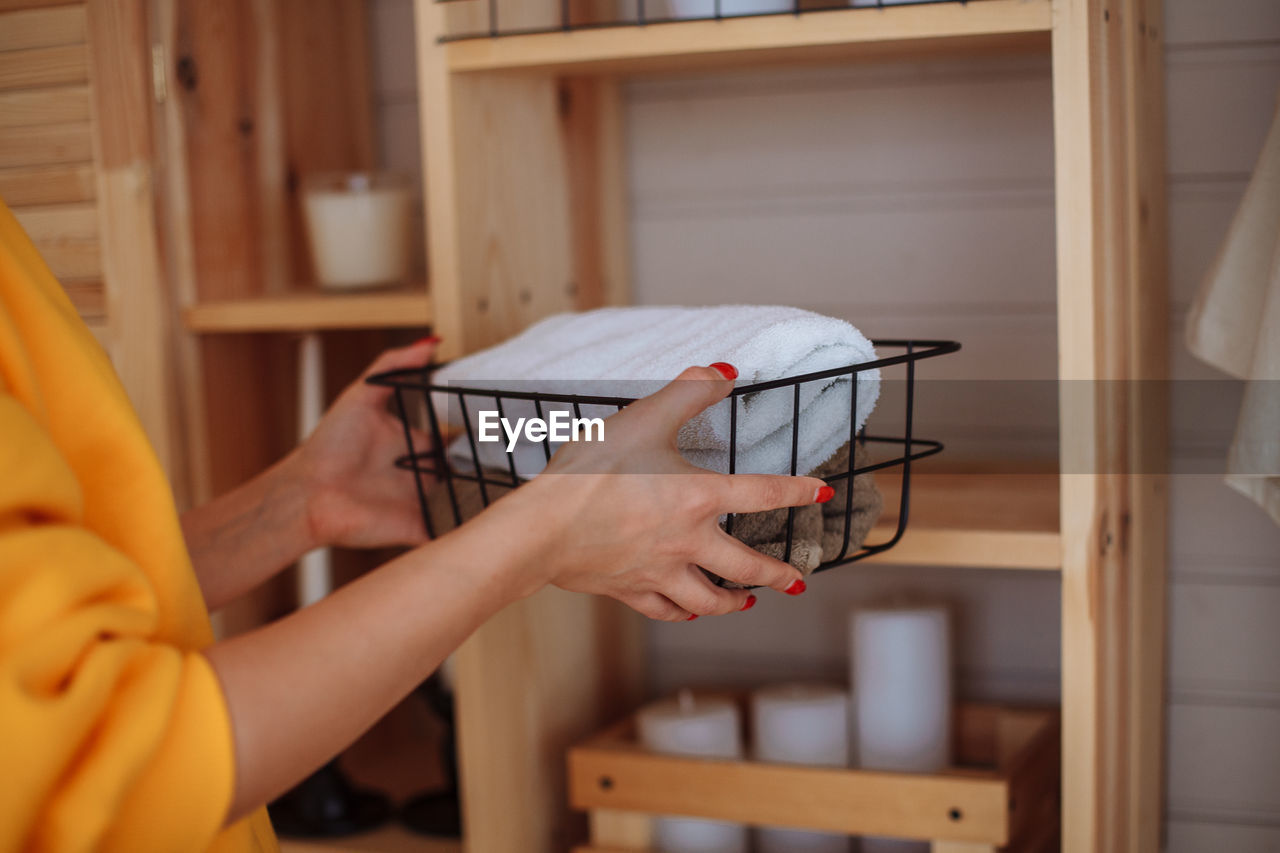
left=710, top=441, right=884, bottom=586
left=433, top=305, right=880, bottom=477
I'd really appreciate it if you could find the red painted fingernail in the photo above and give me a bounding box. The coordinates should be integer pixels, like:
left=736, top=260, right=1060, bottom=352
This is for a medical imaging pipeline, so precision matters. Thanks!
left=414, top=335, right=441, bottom=346
left=686, top=614, right=699, bottom=621
left=785, top=579, right=806, bottom=596
left=740, top=595, right=757, bottom=612
left=709, top=362, right=738, bottom=380
left=815, top=485, right=835, bottom=503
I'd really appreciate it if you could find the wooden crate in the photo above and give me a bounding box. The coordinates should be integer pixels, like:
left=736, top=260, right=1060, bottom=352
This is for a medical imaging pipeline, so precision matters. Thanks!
left=568, top=696, right=1060, bottom=853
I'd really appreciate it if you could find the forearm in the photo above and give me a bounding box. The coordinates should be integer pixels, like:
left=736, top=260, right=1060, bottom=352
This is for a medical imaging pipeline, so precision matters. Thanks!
left=181, top=451, right=318, bottom=610
left=204, top=496, right=546, bottom=824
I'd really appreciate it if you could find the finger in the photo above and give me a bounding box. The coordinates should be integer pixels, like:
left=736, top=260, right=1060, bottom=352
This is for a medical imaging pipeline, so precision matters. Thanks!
left=718, top=474, right=831, bottom=514
left=353, top=336, right=441, bottom=406
left=700, top=531, right=804, bottom=594
left=658, top=564, right=753, bottom=616
left=618, top=590, right=694, bottom=623
left=624, top=364, right=737, bottom=440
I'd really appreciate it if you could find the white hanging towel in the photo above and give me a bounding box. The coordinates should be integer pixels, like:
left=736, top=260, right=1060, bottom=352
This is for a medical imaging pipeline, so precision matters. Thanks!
left=1186, top=90, right=1280, bottom=525
left=431, top=305, right=880, bottom=478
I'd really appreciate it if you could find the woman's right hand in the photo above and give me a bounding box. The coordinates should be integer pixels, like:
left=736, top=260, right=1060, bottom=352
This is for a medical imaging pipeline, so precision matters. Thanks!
left=478, top=364, right=831, bottom=622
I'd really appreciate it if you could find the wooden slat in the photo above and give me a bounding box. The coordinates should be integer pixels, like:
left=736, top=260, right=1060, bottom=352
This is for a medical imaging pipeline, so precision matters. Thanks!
left=37, top=238, right=99, bottom=279
left=0, top=1, right=86, bottom=13
left=444, top=0, right=1052, bottom=74
left=0, top=85, right=90, bottom=127
left=182, top=288, right=433, bottom=333
left=11, top=201, right=96, bottom=241
left=0, top=121, right=91, bottom=166
left=0, top=44, right=88, bottom=89
left=0, top=5, right=86, bottom=51
left=62, top=277, right=104, bottom=319
left=0, top=162, right=94, bottom=204
left=569, top=746, right=1010, bottom=843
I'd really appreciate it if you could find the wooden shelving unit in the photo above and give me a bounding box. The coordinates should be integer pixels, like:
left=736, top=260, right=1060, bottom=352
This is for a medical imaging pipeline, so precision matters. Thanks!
left=183, top=286, right=432, bottom=333
left=414, top=1, right=1169, bottom=852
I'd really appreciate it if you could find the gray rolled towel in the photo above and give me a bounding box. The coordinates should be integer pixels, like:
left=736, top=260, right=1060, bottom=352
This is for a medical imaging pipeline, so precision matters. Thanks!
left=708, top=441, right=883, bottom=588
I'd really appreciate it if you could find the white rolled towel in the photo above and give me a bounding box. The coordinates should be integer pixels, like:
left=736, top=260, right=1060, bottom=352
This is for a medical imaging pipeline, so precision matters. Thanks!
left=432, top=305, right=880, bottom=478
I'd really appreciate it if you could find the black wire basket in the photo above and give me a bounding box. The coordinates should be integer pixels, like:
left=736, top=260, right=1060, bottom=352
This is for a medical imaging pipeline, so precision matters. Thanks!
left=369, top=338, right=959, bottom=577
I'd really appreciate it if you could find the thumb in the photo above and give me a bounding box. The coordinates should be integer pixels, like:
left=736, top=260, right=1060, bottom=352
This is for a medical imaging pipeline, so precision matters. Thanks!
left=352, top=336, right=440, bottom=406
left=627, top=363, right=738, bottom=439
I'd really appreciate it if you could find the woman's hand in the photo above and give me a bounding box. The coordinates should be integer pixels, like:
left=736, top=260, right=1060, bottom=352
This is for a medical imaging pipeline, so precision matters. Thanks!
left=483, top=364, right=828, bottom=621
left=289, top=339, right=439, bottom=550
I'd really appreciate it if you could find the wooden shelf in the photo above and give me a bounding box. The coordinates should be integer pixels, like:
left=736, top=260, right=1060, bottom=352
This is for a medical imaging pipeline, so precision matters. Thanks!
left=864, top=472, right=1061, bottom=570
left=443, top=0, right=1052, bottom=75
left=183, top=287, right=432, bottom=333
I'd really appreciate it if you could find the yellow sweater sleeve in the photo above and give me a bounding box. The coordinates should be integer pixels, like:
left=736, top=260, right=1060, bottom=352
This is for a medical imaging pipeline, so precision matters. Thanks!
left=0, top=200, right=273, bottom=851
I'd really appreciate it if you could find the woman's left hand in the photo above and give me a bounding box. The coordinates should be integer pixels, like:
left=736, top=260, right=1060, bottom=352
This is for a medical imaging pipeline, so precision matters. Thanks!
left=289, top=339, right=438, bottom=550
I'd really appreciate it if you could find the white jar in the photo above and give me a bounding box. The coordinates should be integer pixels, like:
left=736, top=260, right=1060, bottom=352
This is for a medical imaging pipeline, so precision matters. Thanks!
left=301, top=172, right=413, bottom=290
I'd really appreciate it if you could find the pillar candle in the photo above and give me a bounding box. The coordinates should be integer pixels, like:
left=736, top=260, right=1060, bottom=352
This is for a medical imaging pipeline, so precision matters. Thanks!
left=850, top=604, right=952, bottom=853
left=751, top=683, right=851, bottom=853
left=636, top=690, right=748, bottom=853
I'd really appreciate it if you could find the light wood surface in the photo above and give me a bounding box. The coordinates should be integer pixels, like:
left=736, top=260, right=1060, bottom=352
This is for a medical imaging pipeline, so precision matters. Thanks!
left=0, top=85, right=90, bottom=127
left=0, top=162, right=96, bottom=205
left=588, top=810, right=650, bottom=850
left=442, top=0, right=1052, bottom=74
left=0, top=44, right=89, bottom=89
left=865, top=473, right=1061, bottom=570
left=183, top=287, right=433, bottom=333
left=0, top=5, right=86, bottom=52
left=1052, top=1, right=1170, bottom=851
left=0, top=121, right=92, bottom=167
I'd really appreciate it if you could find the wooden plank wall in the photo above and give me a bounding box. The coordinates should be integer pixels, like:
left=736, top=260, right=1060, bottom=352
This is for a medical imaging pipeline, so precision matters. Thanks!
left=0, top=3, right=104, bottom=336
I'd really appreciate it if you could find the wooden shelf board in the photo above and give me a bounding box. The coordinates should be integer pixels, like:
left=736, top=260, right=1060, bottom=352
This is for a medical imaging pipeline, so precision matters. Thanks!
left=444, top=0, right=1051, bottom=74
left=863, top=472, right=1061, bottom=570
left=183, top=287, right=432, bottom=333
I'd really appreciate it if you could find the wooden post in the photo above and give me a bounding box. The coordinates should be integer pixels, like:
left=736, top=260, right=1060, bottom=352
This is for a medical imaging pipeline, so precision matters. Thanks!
left=1051, top=1, right=1169, bottom=851
left=416, top=5, right=643, bottom=852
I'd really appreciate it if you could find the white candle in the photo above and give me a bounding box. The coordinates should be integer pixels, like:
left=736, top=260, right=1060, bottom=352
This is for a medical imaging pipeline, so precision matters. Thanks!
left=637, top=690, right=748, bottom=853
left=850, top=604, right=952, bottom=853
left=751, top=683, right=851, bottom=853
left=302, top=172, right=412, bottom=289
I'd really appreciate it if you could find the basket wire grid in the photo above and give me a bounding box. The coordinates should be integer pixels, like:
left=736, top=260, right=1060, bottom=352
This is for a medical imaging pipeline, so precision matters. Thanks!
left=370, top=339, right=959, bottom=577
left=438, top=0, right=972, bottom=42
